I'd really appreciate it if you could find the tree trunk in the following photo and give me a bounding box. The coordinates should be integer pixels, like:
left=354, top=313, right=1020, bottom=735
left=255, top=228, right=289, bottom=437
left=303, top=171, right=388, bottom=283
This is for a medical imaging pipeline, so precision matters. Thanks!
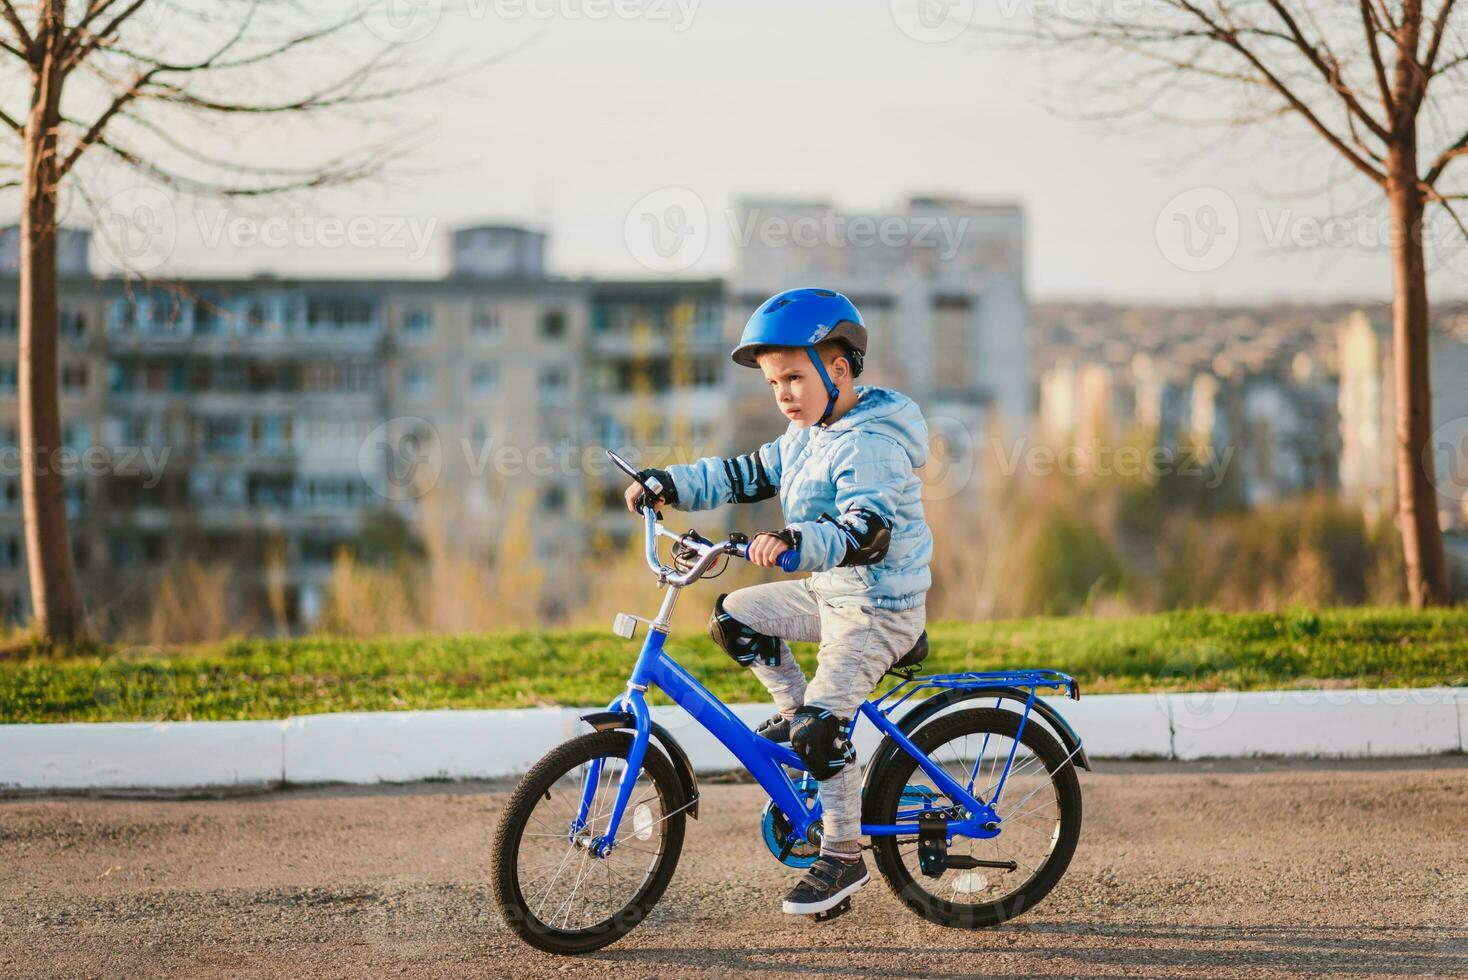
left=19, top=42, right=86, bottom=642
left=1385, top=133, right=1449, bottom=607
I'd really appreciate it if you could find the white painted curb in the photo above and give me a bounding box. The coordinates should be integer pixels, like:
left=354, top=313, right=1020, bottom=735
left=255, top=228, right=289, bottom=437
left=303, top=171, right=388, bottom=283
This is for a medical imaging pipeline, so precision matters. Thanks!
left=0, top=720, right=284, bottom=790
left=1, top=687, right=1462, bottom=791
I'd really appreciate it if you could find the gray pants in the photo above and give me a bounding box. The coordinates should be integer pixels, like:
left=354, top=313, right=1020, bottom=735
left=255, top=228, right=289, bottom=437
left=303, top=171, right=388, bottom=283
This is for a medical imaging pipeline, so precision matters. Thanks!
left=721, top=578, right=926, bottom=842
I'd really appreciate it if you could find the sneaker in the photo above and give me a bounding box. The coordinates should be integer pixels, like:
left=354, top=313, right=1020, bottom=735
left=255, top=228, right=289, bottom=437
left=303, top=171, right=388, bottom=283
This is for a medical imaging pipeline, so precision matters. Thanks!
left=781, top=853, right=870, bottom=915
left=756, top=712, right=790, bottom=743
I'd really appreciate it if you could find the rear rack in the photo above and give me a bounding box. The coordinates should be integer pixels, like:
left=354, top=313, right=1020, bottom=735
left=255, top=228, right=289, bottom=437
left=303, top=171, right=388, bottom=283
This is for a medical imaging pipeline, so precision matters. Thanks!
left=871, top=668, right=1080, bottom=719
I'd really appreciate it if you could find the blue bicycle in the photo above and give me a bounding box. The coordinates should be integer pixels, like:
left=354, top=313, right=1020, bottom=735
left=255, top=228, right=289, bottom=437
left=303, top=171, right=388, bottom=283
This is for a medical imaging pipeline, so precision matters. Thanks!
left=492, top=452, right=1089, bottom=955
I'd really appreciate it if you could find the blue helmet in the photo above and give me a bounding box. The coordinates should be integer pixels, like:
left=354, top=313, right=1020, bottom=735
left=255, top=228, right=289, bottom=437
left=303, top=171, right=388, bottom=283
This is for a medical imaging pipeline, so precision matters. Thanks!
left=731, top=288, right=867, bottom=425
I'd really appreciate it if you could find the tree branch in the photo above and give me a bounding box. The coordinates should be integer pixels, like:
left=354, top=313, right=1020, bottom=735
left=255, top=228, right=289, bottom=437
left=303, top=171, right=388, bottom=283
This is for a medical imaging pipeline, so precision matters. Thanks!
left=56, top=66, right=159, bottom=177
left=62, top=0, right=149, bottom=72
left=1424, top=131, right=1468, bottom=184
left=1423, top=0, right=1459, bottom=73
left=0, top=1, right=33, bottom=60
left=1361, top=0, right=1398, bottom=119
left=1262, top=0, right=1390, bottom=141
left=1170, top=1, right=1388, bottom=185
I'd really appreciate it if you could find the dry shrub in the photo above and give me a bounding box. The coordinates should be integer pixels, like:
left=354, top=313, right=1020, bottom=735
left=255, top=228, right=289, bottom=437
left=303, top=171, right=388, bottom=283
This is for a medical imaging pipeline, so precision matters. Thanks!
left=134, top=562, right=255, bottom=645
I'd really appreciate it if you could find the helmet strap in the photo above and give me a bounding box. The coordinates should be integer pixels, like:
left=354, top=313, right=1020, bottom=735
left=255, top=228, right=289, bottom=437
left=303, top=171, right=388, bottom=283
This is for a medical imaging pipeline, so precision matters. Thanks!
left=805, top=346, right=841, bottom=426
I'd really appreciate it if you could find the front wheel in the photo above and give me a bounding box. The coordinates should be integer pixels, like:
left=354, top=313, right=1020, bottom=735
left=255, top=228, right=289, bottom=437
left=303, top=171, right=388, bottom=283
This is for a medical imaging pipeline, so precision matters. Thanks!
left=865, top=707, right=1082, bottom=928
left=492, top=730, right=688, bottom=954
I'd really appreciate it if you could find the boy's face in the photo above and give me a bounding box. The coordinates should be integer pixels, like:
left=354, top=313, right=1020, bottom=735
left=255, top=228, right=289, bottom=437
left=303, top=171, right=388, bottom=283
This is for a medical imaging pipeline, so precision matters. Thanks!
left=757, top=348, right=842, bottom=428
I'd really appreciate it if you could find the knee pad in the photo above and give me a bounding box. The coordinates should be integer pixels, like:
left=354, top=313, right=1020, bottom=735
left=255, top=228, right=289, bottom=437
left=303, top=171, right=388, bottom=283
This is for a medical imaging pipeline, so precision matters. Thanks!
left=708, top=593, right=781, bottom=668
left=789, top=706, right=855, bottom=781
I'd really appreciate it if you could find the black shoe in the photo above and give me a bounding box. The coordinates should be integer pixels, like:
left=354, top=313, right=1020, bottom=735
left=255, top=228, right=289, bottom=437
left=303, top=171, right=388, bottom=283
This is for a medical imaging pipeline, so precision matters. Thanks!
left=782, top=854, right=869, bottom=916
left=756, top=712, right=790, bottom=743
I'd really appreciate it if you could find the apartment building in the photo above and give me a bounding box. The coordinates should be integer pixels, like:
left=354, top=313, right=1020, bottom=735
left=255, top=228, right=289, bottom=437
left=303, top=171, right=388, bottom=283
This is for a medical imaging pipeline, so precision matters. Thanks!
left=0, top=226, right=725, bottom=627
left=730, top=195, right=1032, bottom=474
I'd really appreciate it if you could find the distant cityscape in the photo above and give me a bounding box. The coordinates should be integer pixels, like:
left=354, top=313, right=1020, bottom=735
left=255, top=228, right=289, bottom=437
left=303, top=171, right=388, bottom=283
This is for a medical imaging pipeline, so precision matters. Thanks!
left=1, top=197, right=1466, bottom=629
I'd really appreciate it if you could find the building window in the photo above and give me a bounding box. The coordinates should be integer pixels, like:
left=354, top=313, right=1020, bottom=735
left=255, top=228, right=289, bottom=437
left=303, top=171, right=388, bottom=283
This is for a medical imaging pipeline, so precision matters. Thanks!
left=61, top=363, right=88, bottom=394
left=60, top=310, right=87, bottom=340
left=402, top=308, right=432, bottom=337
left=0, top=535, right=20, bottom=570
left=402, top=363, right=431, bottom=399
left=306, top=296, right=376, bottom=331
left=0, top=309, right=17, bottom=336
left=470, top=363, right=498, bottom=397
left=540, top=367, right=569, bottom=406
left=63, top=422, right=90, bottom=451
left=540, top=309, right=567, bottom=339
left=472, top=305, right=502, bottom=339
left=193, top=297, right=226, bottom=336
left=0, top=361, right=16, bottom=394
left=690, top=359, right=720, bottom=387
left=542, top=484, right=566, bottom=513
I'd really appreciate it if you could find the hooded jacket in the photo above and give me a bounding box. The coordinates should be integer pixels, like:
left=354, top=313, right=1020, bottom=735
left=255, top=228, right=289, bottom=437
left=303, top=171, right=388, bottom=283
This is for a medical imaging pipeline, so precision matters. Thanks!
left=665, top=385, right=932, bottom=611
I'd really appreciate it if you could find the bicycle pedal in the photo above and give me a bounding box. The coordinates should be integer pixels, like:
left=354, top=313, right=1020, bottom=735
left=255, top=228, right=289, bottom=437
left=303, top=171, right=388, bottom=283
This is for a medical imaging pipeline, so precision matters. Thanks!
left=811, top=897, right=852, bottom=922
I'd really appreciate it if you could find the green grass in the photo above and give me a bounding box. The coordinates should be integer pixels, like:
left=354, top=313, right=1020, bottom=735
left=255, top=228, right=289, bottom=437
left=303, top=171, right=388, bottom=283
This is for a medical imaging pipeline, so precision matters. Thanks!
left=2, top=607, right=1466, bottom=723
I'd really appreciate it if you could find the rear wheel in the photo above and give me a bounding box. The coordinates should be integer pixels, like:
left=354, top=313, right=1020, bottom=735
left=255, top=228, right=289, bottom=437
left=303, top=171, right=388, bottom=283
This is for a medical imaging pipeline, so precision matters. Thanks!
left=492, top=730, right=687, bottom=954
left=865, top=707, right=1082, bottom=928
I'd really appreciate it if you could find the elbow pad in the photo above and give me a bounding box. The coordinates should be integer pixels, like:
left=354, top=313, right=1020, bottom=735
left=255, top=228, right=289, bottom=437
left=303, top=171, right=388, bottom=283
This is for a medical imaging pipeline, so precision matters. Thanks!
left=822, top=509, right=892, bottom=567
left=722, top=451, right=778, bottom=504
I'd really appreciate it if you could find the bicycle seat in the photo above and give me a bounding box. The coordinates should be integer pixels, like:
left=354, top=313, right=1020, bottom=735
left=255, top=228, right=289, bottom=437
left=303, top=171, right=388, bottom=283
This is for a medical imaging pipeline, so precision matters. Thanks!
left=891, top=631, right=928, bottom=671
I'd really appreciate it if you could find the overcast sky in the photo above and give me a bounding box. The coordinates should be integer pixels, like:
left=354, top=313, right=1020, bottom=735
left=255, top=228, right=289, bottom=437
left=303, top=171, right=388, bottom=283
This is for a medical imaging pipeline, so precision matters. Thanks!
left=56, top=0, right=1468, bottom=304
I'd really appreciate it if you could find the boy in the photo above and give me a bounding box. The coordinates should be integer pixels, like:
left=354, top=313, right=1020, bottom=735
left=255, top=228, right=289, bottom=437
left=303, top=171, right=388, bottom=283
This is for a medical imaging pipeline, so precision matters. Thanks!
left=622, top=286, right=932, bottom=916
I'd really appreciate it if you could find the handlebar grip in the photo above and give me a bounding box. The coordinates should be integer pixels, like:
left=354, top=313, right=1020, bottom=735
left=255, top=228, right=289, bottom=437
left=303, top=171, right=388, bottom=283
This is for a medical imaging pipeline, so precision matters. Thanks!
left=732, top=542, right=800, bottom=572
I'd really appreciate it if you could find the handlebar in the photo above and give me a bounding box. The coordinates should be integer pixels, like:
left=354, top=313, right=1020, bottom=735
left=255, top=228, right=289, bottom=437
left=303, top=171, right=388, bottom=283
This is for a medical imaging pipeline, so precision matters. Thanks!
left=639, top=504, right=799, bottom=586
left=609, top=449, right=799, bottom=585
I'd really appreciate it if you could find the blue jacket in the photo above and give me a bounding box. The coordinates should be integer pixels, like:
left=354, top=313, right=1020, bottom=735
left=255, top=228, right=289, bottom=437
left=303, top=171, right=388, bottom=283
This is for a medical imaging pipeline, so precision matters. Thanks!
left=666, top=385, right=933, bottom=610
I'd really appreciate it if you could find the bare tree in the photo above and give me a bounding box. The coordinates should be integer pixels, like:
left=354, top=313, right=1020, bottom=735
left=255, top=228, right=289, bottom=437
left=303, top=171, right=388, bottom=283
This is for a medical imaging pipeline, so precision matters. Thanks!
left=1016, top=0, right=1465, bottom=605
left=1, top=0, right=479, bottom=641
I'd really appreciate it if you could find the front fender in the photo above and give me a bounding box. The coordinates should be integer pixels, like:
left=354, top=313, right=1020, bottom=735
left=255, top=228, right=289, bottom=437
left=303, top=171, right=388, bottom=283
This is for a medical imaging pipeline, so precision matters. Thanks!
left=579, top=710, right=700, bottom=819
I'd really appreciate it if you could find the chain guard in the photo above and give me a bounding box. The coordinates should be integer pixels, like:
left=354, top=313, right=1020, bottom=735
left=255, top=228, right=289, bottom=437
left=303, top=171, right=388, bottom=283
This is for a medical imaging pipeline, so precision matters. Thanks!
left=761, top=777, right=822, bottom=867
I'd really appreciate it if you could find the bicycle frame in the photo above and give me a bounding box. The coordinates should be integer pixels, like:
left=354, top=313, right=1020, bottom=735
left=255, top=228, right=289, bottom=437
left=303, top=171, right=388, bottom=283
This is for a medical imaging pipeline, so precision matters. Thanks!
left=580, top=627, right=1082, bottom=859
left=575, top=499, right=1081, bottom=860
